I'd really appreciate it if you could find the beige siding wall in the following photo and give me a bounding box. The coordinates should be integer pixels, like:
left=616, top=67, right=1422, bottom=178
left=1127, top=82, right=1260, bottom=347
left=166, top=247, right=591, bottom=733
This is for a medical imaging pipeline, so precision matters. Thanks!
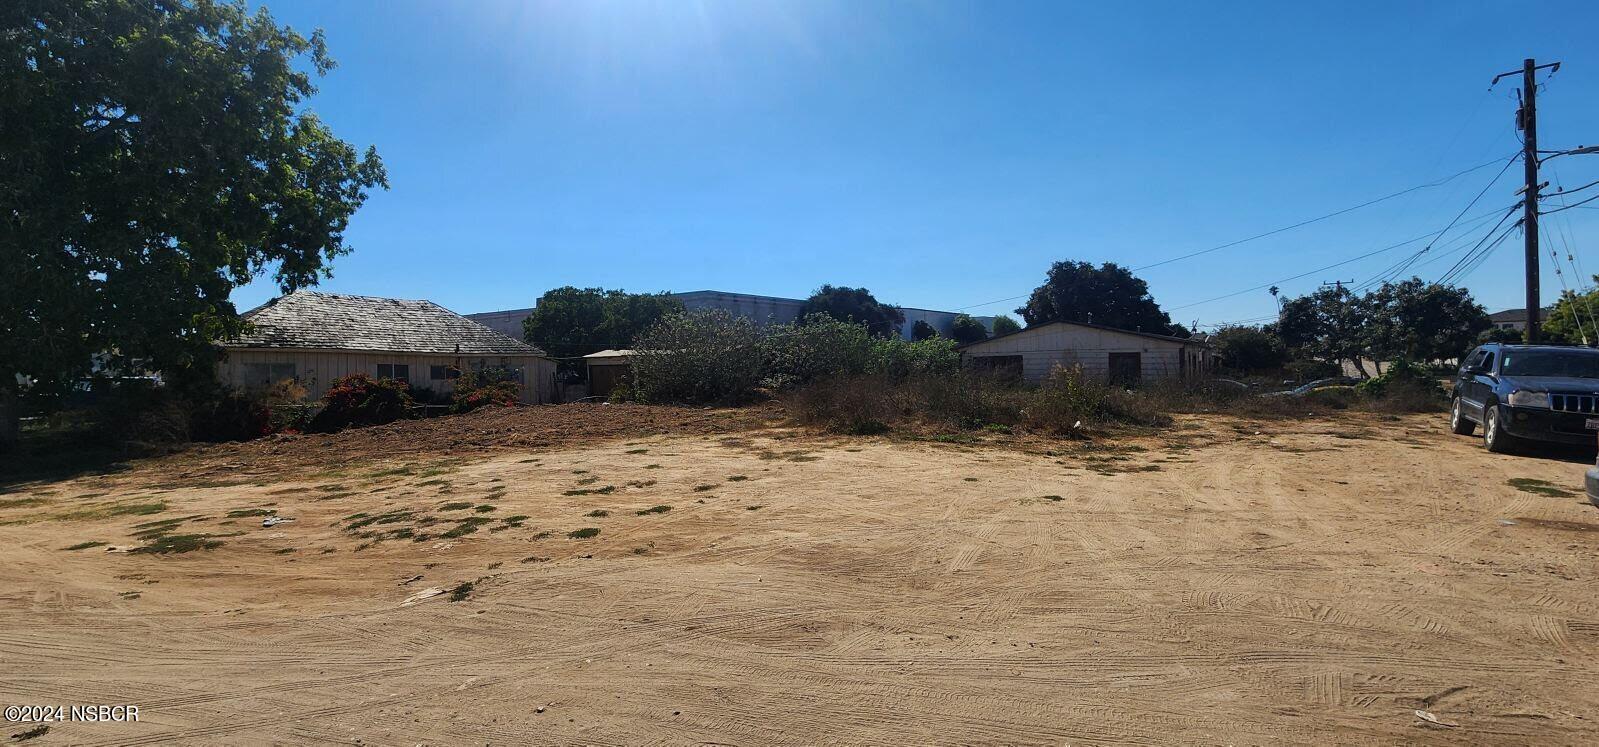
left=960, top=325, right=1207, bottom=383
left=219, top=348, right=557, bottom=404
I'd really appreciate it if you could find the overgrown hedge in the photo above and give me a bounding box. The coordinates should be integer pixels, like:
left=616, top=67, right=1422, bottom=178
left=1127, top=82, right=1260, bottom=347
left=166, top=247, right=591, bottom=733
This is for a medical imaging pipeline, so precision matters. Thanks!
left=628, top=311, right=961, bottom=404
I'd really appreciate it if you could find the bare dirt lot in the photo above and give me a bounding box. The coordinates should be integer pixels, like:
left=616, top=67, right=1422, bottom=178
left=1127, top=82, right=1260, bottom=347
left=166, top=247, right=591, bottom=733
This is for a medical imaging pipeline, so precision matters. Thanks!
left=2, top=406, right=1597, bottom=745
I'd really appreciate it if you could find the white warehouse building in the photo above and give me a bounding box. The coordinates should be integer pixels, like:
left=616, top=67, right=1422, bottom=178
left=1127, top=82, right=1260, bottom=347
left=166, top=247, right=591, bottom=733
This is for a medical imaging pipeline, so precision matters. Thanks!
left=466, top=289, right=990, bottom=341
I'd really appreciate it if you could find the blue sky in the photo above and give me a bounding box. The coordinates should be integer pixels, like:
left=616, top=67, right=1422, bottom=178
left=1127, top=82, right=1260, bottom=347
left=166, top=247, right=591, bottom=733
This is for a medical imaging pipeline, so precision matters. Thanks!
left=235, top=0, right=1599, bottom=327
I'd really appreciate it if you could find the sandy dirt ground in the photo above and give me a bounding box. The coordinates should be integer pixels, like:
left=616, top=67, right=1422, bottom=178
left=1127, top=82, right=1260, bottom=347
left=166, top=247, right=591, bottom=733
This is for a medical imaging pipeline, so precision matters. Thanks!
left=2, top=408, right=1598, bottom=745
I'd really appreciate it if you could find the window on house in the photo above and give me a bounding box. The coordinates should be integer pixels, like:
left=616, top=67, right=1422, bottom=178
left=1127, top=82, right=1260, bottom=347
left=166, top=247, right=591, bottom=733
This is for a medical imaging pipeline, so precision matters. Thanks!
left=430, top=365, right=460, bottom=381
left=376, top=363, right=410, bottom=383
left=241, top=362, right=296, bottom=388
left=1108, top=352, right=1142, bottom=386
left=969, top=355, right=1023, bottom=383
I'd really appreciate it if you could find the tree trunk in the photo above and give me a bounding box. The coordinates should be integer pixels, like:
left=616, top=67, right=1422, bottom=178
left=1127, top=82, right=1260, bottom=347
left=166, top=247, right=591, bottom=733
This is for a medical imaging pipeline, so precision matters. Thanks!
left=0, top=389, right=18, bottom=453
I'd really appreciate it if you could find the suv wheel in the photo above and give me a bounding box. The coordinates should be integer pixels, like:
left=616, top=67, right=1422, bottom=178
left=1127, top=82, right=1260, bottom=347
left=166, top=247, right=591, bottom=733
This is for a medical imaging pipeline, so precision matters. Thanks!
left=1484, top=405, right=1515, bottom=454
left=1450, top=397, right=1475, bottom=435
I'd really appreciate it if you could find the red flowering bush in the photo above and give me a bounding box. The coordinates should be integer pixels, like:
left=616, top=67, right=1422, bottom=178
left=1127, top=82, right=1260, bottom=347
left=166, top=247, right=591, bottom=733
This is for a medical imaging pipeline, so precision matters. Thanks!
left=450, top=369, right=521, bottom=414
left=309, top=373, right=414, bottom=432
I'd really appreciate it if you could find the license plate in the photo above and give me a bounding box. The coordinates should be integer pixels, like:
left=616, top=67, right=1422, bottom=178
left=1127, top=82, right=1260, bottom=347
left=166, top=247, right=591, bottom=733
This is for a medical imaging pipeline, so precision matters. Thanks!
left=1586, top=418, right=1599, bottom=430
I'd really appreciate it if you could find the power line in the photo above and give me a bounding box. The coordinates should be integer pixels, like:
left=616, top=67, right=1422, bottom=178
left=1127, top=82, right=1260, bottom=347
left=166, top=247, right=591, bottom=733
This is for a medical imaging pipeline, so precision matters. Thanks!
left=1194, top=314, right=1281, bottom=329
left=1129, top=154, right=1518, bottom=273
left=1438, top=217, right=1523, bottom=286
left=1549, top=177, right=1599, bottom=198
left=1539, top=192, right=1599, bottom=216
left=1435, top=211, right=1522, bottom=285
left=1444, top=226, right=1519, bottom=285
left=949, top=154, right=1521, bottom=312
left=1548, top=164, right=1599, bottom=343
left=1163, top=206, right=1510, bottom=312
left=1405, top=210, right=1527, bottom=274
left=1353, top=153, right=1522, bottom=290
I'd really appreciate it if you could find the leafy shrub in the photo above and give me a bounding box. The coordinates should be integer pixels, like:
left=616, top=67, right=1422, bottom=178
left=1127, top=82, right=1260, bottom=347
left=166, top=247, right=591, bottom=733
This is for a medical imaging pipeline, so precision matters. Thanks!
left=871, top=336, right=960, bottom=380
left=1355, top=360, right=1444, bottom=411
left=450, top=369, right=521, bottom=413
left=94, top=380, right=191, bottom=447
left=632, top=310, right=765, bottom=404
left=991, top=315, right=1022, bottom=336
left=605, top=377, right=635, bottom=403
left=911, top=320, right=938, bottom=341
left=310, top=374, right=413, bottom=432
left=1021, top=365, right=1111, bottom=434
left=189, top=389, right=273, bottom=441
left=762, top=314, right=874, bottom=390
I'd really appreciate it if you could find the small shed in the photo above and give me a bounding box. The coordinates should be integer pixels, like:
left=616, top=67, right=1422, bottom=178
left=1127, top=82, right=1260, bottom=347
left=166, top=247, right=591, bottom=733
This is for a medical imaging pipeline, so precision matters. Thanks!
left=583, top=349, right=634, bottom=399
left=220, top=291, right=558, bottom=403
left=957, top=321, right=1211, bottom=385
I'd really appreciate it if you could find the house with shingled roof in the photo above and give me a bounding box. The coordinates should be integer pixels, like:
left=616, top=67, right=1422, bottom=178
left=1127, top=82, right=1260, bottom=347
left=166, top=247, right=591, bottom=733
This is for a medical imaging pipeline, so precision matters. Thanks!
left=219, top=291, right=557, bottom=403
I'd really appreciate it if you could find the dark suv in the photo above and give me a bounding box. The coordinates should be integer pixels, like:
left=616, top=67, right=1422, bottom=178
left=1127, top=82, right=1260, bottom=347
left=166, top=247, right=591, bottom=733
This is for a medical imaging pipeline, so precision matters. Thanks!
left=1450, top=343, right=1599, bottom=452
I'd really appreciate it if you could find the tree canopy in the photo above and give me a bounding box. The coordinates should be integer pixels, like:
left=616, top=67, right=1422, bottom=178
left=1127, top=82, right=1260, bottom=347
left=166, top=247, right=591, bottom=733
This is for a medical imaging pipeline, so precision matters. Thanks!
left=1211, top=325, right=1289, bottom=373
left=1017, top=261, right=1181, bottom=336
left=797, top=285, right=905, bottom=339
left=522, top=287, right=684, bottom=359
left=991, top=315, right=1022, bottom=337
left=910, top=320, right=938, bottom=341
left=949, top=313, right=989, bottom=344
left=1, top=0, right=387, bottom=400
left=1364, top=278, right=1488, bottom=362
left=1276, top=277, right=1488, bottom=376
left=1542, top=285, right=1599, bottom=346
left=1277, top=285, right=1374, bottom=377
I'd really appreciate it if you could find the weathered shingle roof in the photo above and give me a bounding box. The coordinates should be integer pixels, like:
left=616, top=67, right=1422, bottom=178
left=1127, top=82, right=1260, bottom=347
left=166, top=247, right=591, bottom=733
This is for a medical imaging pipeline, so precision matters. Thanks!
left=227, top=291, right=548, bottom=357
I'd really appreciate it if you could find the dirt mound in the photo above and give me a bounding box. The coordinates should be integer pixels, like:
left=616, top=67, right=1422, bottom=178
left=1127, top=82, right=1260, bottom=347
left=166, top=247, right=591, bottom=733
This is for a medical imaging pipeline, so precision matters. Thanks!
left=188, top=402, right=783, bottom=469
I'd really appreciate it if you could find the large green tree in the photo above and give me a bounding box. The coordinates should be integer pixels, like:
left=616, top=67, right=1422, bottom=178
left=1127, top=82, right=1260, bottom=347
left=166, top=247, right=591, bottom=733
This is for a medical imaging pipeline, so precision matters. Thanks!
left=1542, top=284, right=1599, bottom=346
left=522, top=287, right=684, bottom=359
left=1277, top=285, right=1373, bottom=377
left=948, top=313, right=989, bottom=344
left=1211, top=325, right=1289, bottom=373
left=1017, top=261, right=1183, bottom=336
left=990, top=314, right=1022, bottom=337
left=797, top=285, right=905, bottom=339
left=1364, top=278, right=1489, bottom=362
left=1, top=0, right=386, bottom=438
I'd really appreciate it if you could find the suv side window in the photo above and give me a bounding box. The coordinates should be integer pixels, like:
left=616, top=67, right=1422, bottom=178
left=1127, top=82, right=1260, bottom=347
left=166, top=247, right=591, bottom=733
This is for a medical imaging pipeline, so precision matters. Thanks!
left=1480, top=352, right=1496, bottom=374
left=1462, top=349, right=1486, bottom=374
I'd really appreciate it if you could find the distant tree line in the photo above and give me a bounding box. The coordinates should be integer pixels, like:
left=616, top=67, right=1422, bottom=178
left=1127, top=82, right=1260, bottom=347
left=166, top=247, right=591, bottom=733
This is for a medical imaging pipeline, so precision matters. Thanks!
left=1211, top=278, right=1497, bottom=377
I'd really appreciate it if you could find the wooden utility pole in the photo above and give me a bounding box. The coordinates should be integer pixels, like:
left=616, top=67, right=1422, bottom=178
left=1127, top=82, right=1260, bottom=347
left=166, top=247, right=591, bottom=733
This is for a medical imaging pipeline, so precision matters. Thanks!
left=1520, top=58, right=1541, bottom=343
left=1496, top=58, right=1561, bottom=342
